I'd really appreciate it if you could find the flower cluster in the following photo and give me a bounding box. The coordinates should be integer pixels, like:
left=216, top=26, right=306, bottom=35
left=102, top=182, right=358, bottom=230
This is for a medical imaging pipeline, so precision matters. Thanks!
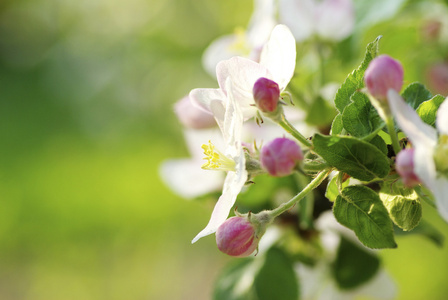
left=160, top=0, right=448, bottom=298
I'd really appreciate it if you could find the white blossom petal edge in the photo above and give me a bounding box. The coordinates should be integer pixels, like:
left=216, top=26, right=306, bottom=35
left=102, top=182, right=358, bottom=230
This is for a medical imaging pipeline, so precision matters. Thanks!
left=192, top=79, right=248, bottom=243
left=387, top=90, right=448, bottom=222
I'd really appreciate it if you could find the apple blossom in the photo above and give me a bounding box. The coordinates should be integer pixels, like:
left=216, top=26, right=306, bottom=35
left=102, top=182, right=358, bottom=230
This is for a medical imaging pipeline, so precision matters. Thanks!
left=202, top=0, right=277, bottom=76
left=216, top=216, right=260, bottom=257
left=395, top=148, right=421, bottom=187
left=190, top=24, right=296, bottom=120
left=388, top=89, right=448, bottom=222
left=279, top=0, right=355, bottom=42
left=260, top=137, right=304, bottom=177
left=192, top=79, right=248, bottom=243
left=364, top=55, right=404, bottom=101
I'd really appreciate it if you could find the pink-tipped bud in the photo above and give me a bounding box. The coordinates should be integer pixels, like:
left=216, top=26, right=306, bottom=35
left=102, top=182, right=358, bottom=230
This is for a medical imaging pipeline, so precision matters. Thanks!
left=216, top=216, right=259, bottom=257
left=253, top=77, right=280, bottom=112
left=364, top=55, right=404, bottom=101
left=396, top=148, right=421, bottom=187
left=260, top=137, right=304, bottom=177
left=174, top=96, right=216, bottom=129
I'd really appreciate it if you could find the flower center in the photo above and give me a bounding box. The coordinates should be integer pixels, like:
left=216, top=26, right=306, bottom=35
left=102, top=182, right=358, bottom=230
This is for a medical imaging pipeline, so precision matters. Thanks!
left=228, top=27, right=251, bottom=56
left=202, top=141, right=235, bottom=171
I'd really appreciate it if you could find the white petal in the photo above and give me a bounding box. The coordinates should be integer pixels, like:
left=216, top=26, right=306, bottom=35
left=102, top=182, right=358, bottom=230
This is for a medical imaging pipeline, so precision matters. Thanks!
left=216, top=56, right=269, bottom=118
left=202, top=34, right=244, bottom=78
left=278, top=0, right=315, bottom=42
left=315, top=0, right=355, bottom=41
left=191, top=164, right=248, bottom=243
left=247, top=0, right=277, bottom=48
left=160, top=159, right=224, bottom=199
left=431, top=176, right=448, bottom=222
left=259, top=24, right=297, bottom=91
left=189, top=88, right=226, bottom=114
left=183, top=128, right=224, bottom=160
left=436, top=97, right=448, bottom=135
left=191, top=79, right=247, bottom=243
left=387, top=90, right=438, bottom=147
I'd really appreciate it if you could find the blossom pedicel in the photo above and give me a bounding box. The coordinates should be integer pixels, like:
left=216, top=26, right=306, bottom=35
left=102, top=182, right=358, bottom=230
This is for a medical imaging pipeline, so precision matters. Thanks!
left=215, top=216, right=260, bottom=257
left=364, top=55, right=404, bottom=101
left=395, top=148, right=421, bottom=187
left=260, top=137, right=304, bottom=177
left=253, top=77, right=280, bottom=112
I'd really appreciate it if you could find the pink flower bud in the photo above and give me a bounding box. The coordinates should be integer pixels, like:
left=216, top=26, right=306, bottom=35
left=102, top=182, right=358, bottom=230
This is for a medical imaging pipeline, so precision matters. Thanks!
left=426, top=62, right=448, bottom=96
left=260, top=137, right=304, bottom=177
left=253, top=77, right=280, bottom=112
left=174, top=96, right=216, bottom=129
left=364, top=55, right=404, bottom=101
left=395, top=148, right=421, bottom=187
left=215, top=216, right=259, bottom=257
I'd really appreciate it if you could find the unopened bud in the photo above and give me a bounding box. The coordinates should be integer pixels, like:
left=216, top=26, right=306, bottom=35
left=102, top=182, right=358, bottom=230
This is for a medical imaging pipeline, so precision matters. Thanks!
left=260, top=137, right=304, bottom=177
left=174, top=96, right=216, bottom=129
left=215, top=216, right=259, bottom=257
left=253, top=77, right=280, bottom=112
left=395, top=148, right=421, bottom=187
left=364, top=55, right=404, bottom=101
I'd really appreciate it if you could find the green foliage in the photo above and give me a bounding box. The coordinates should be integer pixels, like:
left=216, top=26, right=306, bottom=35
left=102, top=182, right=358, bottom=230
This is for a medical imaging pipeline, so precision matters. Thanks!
left=394, top=220, right=445, bottom=248
left=416, top=95, right=446, bottom=127
left=334, top=36, right=381, bottom=113
left=330, top=114, right=344, bottom=135
left=254, top=248, right=299, bottom=300
left=213, top=259, right=257, bottom=300
left=325, top=172, right=348, bottom=202
left=213, top=247, right=299, bottom=300
left=312, top=134, right=390, bottom=181
left=401, top=82, right=432, bottom=110
left=305, top=96, right=337, bottom=127
left=333, top=185, right=397, bottom=249
left=379, top=184, right=422, bottom=231
left=341, top=91, right=385, bottom=138
left=332, top=236, right=380, bottom=289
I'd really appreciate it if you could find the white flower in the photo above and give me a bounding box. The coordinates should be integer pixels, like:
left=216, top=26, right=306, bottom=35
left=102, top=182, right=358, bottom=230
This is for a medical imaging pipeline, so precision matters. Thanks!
left=202, top=0, right=277, bottom=76
left=191, top=24, right=296, bottom=120
left=387, top=89, right=448, bottom=222
left=159, top=128, right=225, bottom=199
left=192, top=78, right=248, bottom=243
left=279, top=0, right=355, bottom=42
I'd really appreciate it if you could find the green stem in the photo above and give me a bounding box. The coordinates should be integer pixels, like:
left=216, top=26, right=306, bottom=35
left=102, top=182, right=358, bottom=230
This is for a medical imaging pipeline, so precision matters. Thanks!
left=386, top=115, right=401, bottom=155
left=278, top=115, right=312, bottom=148
left=269, top=169, right=331, bottom=219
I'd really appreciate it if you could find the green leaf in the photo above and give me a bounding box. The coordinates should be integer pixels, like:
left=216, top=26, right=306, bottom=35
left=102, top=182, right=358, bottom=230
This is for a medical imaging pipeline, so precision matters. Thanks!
left=394, top=220, right=444, bottom=247
left=330, top=114, right=344, bottom=135
left=379, top=184, right=422, bottom=231
left=312, top=134, right=390, bottom=181
left=332, top=236, right=380, bottom=290
left=254, top=247, right=299, bottom=300
left=334, top=36, right=381, bottom=113
left=341, top=92, right=385, bottom=138
left=213, top=259, right=257, bottom=300
left=333, top=185, right=397, bottom=249
left=369, top=135, right=388, bottom=155
left=305, top=96, right=337, bottom=127
left=416, top=95, right=445, bottom=127
left=325, top=172, right=348, bottom=202
left=401, top=82, right=432, bottom=110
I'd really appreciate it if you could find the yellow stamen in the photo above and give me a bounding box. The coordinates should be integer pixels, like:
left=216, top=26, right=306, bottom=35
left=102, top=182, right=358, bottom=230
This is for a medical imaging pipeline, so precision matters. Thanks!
left=201, top=141, right=236, bottom=171
left=228, top=27, right=251, bottom=56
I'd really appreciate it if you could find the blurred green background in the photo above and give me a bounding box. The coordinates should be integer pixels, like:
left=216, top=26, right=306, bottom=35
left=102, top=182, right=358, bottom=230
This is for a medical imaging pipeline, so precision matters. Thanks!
left=0, top=0, right=448, bottom=299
